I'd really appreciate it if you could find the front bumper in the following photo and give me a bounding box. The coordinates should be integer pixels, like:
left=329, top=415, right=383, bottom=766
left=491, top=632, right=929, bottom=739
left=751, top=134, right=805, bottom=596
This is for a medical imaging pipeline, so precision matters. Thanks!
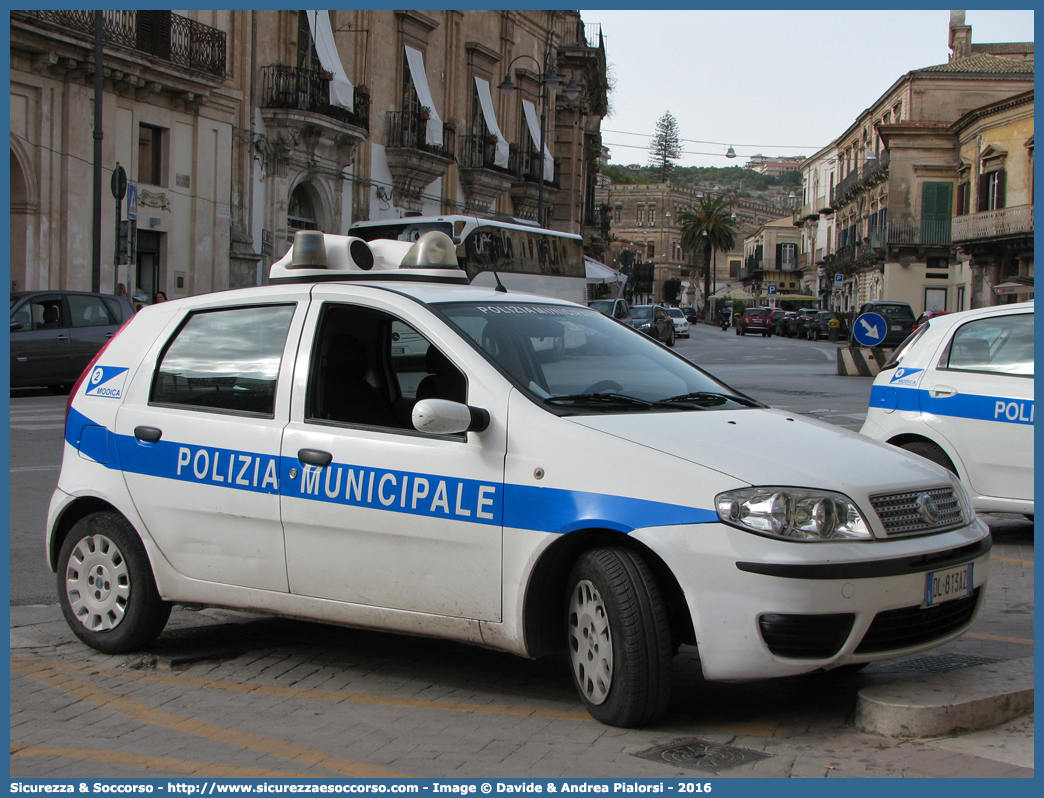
left=633, top=518, right=990, bottom=681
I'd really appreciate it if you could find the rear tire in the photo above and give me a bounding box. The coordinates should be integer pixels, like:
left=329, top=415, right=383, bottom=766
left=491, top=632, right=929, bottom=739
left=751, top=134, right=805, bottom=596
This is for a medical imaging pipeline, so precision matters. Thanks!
left=898, top=440, right=957, bottom=474
left=566, top=548, right=673, bottom=728
left=57, top=511, right=171, bottom=654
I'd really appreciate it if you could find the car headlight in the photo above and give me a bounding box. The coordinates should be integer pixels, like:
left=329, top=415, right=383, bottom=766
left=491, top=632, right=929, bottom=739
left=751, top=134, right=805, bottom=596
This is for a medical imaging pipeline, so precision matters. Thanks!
left=947, top=472, right=976, bottom=525
left=716, top=487, right=873, bottom=541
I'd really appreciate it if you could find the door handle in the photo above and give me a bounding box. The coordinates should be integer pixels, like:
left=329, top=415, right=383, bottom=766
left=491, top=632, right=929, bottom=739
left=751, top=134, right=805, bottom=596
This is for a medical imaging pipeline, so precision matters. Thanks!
left=55, top=335, right=69, bottom=341
left=134, top=426, right=163, bottom=443
left=930, top=386, right=958, bottom=398
left=298, top=449, right=333, bottom=467
left=105, top=332, right=115, bottom=339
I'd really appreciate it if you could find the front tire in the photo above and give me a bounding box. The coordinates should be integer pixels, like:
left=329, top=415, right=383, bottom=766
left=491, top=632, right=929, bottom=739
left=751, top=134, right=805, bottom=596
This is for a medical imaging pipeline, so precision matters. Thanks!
left=57, top=511, right=171, bottom=654
left=566, top=548, right=673, bottom=727
left=666, top=329, right=675, bottom=347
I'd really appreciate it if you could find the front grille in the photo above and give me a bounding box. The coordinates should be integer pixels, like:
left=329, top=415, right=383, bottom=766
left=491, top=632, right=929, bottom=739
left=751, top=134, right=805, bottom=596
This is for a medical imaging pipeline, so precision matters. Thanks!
left=870, top=486, right=965, bottom=536
left=759, top=612, right=855, bottom=659
left=855, top=588, right=981, bottom=654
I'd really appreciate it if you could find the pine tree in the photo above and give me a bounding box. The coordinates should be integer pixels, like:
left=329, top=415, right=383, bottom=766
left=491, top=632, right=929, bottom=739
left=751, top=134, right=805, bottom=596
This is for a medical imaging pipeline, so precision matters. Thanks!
left=648, top=111, right=682, bottom=182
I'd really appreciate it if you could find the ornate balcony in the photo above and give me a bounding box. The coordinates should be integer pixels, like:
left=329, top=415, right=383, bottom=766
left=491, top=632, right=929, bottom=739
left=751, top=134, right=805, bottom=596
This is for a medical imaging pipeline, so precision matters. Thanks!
left=384, top=110, right=456, bottom=212
left=952, top=204, right=1034, bottom=244
left=13, top=10, right=225, bottom=78
left=260, top=65, right=369, bottom=132
left=457, top=134, right=513, bottom=213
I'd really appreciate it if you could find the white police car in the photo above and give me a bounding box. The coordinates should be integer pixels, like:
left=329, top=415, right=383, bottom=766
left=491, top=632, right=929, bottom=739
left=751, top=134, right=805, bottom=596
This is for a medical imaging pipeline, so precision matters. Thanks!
left=861, top=301, right=1033, bottom=517
left=49, top=230, right=991, bottom=728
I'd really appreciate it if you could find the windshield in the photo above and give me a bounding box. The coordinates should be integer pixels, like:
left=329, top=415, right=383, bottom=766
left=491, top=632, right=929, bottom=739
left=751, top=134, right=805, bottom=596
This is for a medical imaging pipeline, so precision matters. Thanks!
left=630, top=306, right=654, bottom=320
left=589, top=301, right=614, bottom=315
left=669, top=308, right=684, bottom=318
left=873, top=304, right=915, bottom=322
left=435, top=302, right=759, bottom=414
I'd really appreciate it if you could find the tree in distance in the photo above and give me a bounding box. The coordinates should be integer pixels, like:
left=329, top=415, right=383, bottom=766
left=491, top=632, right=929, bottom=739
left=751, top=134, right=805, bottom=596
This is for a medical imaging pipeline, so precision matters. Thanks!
left=679, top=195, right=738, bottom=320
left=648, top=111, right=682, bottom=182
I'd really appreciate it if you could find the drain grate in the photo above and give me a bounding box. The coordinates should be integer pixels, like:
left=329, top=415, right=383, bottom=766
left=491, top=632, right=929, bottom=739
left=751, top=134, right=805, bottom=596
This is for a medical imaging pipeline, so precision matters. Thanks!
left=634, top=739, right=771, bottom=771
left=885, top=652, right=1001, bottom=674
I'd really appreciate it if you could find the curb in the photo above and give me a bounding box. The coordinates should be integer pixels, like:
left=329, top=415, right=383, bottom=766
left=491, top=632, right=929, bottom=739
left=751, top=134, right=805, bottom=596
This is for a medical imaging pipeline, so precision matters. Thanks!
left=855, top=657, right=1034, bottom=738
left=836, top=345, right=893, bottom=376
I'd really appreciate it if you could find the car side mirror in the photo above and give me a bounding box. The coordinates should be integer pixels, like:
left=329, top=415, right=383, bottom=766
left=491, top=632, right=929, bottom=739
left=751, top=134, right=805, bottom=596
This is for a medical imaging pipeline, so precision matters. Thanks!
left=11, top=320, right=24, bottom=332
left=412, top=398, right=490, bottom=435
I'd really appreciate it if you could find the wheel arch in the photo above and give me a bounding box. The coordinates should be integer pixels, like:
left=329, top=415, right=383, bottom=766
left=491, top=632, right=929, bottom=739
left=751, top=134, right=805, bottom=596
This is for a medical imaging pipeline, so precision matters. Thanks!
left=49, top=496, right=123, bottom=571
left=885, top=432, right=964, bottom=475
left=521, top=527, right=696, bottom=659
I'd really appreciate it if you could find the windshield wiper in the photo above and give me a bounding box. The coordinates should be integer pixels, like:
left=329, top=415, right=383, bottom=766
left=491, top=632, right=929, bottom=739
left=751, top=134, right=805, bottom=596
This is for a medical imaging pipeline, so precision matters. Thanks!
left=545, top=393, right=693, bottom=412
left=659, top=391, right=763, bottom=408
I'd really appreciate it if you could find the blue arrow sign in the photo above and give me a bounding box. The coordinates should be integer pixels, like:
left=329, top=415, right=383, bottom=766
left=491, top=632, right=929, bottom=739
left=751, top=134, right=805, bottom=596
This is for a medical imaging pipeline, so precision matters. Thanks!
left=853, top=311, right=888, bottom=346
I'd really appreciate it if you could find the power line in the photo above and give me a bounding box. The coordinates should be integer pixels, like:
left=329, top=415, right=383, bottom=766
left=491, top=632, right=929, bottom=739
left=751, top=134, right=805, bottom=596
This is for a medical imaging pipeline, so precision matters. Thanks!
left=602, top=127, right=823, bottom=150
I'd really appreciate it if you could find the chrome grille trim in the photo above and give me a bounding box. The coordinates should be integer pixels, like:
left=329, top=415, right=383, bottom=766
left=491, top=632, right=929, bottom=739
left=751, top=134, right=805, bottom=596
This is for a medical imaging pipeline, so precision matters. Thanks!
left=869, top=487, right=965, bottom=537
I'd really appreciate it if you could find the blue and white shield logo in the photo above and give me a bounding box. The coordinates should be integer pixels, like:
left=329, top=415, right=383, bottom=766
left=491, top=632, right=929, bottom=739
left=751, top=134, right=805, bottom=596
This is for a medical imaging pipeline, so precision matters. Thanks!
left=890, top=367, right=924, bottom=385
left=85, top=366, right=129, bottom=399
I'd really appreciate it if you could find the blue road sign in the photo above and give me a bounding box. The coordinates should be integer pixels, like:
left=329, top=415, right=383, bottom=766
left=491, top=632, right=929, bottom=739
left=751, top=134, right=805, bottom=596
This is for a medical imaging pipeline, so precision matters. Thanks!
left=835, top=273, right=843, bottom=284
left=126, top=183, right=139, bottom=221
left=767, top=284, right=777, bottom=295
left=852, top=311, right=888, bottom=346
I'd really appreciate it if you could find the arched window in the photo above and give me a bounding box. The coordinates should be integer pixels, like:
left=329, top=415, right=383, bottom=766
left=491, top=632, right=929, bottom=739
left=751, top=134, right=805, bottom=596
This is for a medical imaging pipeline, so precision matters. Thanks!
left=288, top=183, right=320, bottom=231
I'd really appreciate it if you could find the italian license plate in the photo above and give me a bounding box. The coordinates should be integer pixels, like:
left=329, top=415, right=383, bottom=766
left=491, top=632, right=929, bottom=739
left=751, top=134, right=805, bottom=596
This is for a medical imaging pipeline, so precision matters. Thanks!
left=924, top=563, right=974, bottom=607
left=391, top=347, right=406, bottom=355
left=891, top=324, right=903, bottom=331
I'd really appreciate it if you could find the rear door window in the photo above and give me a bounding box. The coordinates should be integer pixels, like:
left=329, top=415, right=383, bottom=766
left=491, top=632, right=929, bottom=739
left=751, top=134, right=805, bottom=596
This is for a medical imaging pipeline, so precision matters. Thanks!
left=68, top=294, right=119, bottom=327
left=151, top=304, right=296, bottom=416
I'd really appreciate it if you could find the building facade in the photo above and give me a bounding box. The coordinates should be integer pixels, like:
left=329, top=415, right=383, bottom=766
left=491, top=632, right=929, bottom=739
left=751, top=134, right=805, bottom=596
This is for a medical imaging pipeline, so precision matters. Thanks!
left=794, top=143, right=839, bottom=308
left=595, top=181, right=780, bottom=303
left=951, top=90, right=1034, bottom=307
left=10, top=10, right=239, bottom=299
left=10, top=10, right=608, bottom=300
left=819, top=56, right=1032, bottom=315
left=740, top=217, right=810, bottom=306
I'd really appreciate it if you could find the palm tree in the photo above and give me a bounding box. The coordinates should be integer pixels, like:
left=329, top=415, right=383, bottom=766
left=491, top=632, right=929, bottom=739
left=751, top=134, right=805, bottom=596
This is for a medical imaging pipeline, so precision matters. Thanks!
left=679, top=195, right=738, bottom=322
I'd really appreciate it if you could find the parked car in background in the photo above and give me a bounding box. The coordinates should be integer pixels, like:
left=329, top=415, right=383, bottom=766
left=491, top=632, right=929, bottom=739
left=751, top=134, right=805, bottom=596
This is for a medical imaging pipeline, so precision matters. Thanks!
left=736, top=307, right=774, bottom=337
left=630, top=304, right=675, bottom=346
left=807, top=311, right=850, bottom=340
left=861, top=301, right=1033, bottom=516
left=774, top=311, right=797, bottom=336
left=668, top=307, right=690, bottom=338
left=785, top=308, right=820, bottom=338
left=913, top=309, right=951, bottom=332
left=850, top=301, right=916, bottom=347
left=10, top=290, right=134, bottom=393
left=680, top=306, right=698, bottom=324
left=588, top=297, right=633, bottom=327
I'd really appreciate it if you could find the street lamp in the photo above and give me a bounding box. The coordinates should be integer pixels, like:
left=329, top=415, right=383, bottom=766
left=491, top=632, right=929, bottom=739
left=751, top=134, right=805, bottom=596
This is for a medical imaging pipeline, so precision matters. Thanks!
left=498, top=51, right=580, bottom=228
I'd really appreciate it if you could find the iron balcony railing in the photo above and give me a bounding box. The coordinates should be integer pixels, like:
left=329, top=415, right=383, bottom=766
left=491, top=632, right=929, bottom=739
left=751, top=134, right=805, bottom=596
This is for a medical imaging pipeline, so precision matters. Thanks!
left=952, top=204, right=1034, bottom=242
left=887, top=219, right=952, bottom=246
left=385, top=111, right=456, bottom=161
left=15, top=10, right=225, bottom=78
left=458, top=134, right=513, bottom=174
left=260, top=65, right=370, bottom=131
left=509, top=146, right=560, bottom=188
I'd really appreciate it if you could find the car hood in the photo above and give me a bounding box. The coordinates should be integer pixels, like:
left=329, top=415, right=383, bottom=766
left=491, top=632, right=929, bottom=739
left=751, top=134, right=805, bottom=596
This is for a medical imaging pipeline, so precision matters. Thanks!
left=567, top=407, right=948, bottom=494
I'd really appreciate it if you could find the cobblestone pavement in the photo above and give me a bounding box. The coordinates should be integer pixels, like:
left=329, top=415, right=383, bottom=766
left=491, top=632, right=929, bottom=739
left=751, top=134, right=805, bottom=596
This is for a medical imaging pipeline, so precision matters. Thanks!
left=9, top=516, right=1033, bottom=779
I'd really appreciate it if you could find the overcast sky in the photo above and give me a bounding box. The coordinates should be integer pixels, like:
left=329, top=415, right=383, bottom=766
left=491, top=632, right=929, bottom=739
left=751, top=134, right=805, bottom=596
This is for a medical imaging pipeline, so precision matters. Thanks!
left=587, top=9, right=1035, bottom=168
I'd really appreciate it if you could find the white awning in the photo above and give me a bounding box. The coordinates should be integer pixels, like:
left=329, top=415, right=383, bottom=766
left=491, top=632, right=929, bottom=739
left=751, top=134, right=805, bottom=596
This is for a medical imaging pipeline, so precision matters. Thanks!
left=475, top=77, right=509, bottom=168
left=585, top=258, right=624, bottom=284
left=405, top=45, right=442, bottom=146
left=522, top=99, right=554, bottom=182
left=306, top=11, right=354, bottom=109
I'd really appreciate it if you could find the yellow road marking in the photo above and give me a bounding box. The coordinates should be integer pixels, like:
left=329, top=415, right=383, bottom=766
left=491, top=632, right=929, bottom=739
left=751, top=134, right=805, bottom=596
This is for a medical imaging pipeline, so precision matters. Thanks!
left=963, top=632, right=1033, bottom=645
left=991, top=556, right=1033, bottom=566
left=10, top=658, right=406, bottom=778
left=12, top=654, right=790, bottom=737
left=12, top=655, right=592, bottom=723
left=10, top=744, right=314, bottom=778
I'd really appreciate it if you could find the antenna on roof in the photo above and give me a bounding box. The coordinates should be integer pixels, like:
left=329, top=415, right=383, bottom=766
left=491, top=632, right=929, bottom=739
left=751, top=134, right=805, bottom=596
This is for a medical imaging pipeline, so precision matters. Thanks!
left=493, top=271, right=508, bottom=293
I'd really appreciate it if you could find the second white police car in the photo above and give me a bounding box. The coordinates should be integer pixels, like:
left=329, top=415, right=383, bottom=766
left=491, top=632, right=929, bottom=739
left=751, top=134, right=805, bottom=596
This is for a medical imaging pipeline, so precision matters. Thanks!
left=50, top=230, right=991, bottom=727
left=861, top=300, right=1033, bottom=518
